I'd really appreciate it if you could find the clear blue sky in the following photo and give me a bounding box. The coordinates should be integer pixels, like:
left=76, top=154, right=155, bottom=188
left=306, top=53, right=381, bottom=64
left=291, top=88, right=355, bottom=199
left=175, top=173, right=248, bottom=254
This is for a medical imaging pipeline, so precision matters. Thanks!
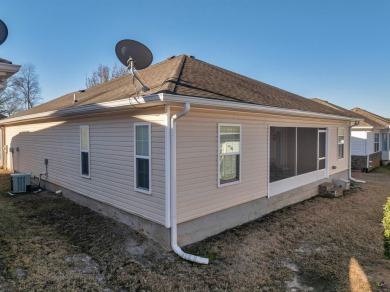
left=1, top=0, right=389, bottom=116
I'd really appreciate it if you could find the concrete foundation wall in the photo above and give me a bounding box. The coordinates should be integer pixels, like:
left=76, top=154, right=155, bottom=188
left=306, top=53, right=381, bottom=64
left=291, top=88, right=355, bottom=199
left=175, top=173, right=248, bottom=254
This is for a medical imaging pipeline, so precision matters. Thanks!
left=369, top=151, right=381, bottom=170
left=177, top=170, right=349, bottom=246
left=35, top=170, right=349, bottom=248
left=352, top=152, right=381, bottom=171
left=35, top=178, right=171, bottom=249
left=351, top=155, right=367, bottom=170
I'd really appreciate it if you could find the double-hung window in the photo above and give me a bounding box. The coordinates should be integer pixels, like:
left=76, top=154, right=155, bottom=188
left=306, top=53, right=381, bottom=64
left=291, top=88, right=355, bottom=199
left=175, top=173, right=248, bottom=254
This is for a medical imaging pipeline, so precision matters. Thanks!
left=337, top=128, right=345, bottom=159
left=374, top=133, right=380, bottom=152
left=218, top=124, right=241, bottom=186
left=382, top=133, right=388, bottom=151
left=80, top=125, right=90, bottom=178
left=134, top=123, right=151, bottom=194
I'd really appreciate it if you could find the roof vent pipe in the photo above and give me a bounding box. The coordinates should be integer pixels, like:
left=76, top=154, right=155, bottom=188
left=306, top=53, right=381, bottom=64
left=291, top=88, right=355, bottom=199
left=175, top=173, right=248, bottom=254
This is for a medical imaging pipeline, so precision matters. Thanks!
left=73, top=93, right=78, bottom=103
left=170, top=102, right=209, bottom=264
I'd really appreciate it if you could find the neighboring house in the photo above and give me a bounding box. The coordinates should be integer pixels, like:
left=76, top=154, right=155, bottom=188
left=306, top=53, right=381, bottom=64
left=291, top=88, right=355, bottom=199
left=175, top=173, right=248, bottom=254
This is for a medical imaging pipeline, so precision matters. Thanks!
left=311, top=99, right=389, bottom=171
left=349, top=108, right=390, bottom=171
left=0, top=55, right=360, bottom=262
left=0, top=57, right=20, bottom=94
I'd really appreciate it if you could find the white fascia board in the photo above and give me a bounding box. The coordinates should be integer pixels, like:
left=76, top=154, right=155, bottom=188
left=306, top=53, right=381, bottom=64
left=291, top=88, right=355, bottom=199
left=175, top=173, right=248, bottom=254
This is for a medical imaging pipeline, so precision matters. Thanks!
left=161, top=93, right=358, bottom=122
left=352, top=126, right=374, bottom=131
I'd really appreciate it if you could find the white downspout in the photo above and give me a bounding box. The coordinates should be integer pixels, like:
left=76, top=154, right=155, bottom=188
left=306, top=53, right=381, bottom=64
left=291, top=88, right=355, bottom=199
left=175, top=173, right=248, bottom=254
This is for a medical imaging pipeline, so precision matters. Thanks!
left=170, top=102, right=209, bottom=264
left=349, top=123, right=366, bottom=183
left=164, top=105, right=171, bottom=228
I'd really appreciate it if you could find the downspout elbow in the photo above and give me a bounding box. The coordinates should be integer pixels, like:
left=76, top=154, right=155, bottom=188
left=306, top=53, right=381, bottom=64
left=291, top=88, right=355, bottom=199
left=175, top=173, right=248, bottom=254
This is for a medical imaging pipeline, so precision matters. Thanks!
left=172, top=242, right=209, bottom=264
left=172, top=102, right=190, bottom=120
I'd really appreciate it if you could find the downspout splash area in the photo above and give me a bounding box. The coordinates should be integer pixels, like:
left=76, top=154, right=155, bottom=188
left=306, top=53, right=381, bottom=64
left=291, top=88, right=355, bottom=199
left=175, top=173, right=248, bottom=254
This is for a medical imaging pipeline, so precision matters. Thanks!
left=170, top=103, right=209, bottom=264
left=349, top=122, right=366, bottom=183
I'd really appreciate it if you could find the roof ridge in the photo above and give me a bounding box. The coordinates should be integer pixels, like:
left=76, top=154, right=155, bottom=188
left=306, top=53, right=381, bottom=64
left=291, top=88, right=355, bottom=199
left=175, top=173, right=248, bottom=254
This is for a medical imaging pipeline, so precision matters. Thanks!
left=172, top=55, right=188, bottom=94
left=161, top=55, right=187, bottom=93
left=311, top=98, right=361, bottom=119
left=351, top=107, right=389, bottom=127
left=188, top=57, right=323, bottom=103
left=5, top=54, right=359, bottom=121
left=353, top=107, right=389, bottom=123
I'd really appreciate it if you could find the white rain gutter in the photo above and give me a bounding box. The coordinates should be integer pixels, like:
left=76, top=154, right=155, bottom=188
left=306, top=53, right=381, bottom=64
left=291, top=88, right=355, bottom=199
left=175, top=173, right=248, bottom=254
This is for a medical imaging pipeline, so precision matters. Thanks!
left=349, top=122, right=366, bottom=183
left=2, top=92, right=359, bottom=126
left=162, top=93, right=357, bottom=122
left=170, top=102, right=209, bottom=264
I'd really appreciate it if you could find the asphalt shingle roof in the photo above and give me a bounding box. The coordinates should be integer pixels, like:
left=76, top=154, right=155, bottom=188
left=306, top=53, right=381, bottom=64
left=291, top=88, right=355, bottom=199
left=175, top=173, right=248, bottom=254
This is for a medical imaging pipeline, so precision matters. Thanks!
left=351, top=108, right=390, bottom=129
left=10, top=55, right=358, bottom=119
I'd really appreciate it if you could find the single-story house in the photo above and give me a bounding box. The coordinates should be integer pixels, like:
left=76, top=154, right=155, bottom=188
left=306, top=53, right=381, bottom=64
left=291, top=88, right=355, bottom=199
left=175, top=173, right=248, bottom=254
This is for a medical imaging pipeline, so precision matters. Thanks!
left=349, top=107, right=390, bottom=171
left=0, top=55, right=360, bottom=263
left=311, top=99, right=389, bottom=171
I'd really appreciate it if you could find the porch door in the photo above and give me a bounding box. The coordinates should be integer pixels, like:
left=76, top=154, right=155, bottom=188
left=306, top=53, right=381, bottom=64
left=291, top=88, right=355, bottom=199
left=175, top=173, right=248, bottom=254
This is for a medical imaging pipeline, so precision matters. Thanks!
left=318, top=129, right=326, bottom=179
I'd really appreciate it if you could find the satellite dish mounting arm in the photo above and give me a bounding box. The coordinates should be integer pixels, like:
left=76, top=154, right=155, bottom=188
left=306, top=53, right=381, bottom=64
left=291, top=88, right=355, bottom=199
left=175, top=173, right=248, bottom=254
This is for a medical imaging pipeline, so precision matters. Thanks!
left=127, top=57, right=150, bottom=92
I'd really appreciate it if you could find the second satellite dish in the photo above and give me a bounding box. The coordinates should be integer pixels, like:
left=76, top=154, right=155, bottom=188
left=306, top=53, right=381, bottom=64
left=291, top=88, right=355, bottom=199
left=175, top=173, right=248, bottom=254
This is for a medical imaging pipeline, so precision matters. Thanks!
left=0, top=19, right=8, bottom=46
left=115, top=39, right=153, bottom=70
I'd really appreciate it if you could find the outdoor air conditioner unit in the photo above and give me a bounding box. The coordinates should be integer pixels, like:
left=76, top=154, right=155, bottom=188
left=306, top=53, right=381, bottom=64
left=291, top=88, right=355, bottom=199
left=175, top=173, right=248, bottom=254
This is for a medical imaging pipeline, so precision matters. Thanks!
left=11, top=173, right=31, bottom=193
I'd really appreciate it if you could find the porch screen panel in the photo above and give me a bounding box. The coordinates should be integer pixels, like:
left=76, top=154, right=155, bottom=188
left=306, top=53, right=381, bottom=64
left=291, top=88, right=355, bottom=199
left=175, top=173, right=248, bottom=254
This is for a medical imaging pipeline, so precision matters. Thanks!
left=269, top=127, right=296, bottom=182
left=297, top=128, right=317, bottom=175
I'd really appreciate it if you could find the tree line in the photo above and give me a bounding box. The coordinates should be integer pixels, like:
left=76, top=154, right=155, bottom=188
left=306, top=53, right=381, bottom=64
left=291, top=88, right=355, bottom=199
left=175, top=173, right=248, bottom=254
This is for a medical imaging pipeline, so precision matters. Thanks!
left=0, top=63, right=127, bottom=117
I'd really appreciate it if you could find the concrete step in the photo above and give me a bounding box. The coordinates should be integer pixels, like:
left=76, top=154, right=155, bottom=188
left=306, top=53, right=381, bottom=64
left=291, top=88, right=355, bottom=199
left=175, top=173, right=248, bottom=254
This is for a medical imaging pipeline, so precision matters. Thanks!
left=324, top=187, right=344, bottom=198
left=319, top=182, right=335, bottom=196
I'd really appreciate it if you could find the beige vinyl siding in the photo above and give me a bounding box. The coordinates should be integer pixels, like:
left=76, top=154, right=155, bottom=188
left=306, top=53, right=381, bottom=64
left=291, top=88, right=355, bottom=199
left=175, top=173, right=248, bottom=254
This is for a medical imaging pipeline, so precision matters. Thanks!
left=5, top=110, right=166, bottom=224
left=328, top=126, right=349, bottom=175
left=176, top=108, right=351, bottom=223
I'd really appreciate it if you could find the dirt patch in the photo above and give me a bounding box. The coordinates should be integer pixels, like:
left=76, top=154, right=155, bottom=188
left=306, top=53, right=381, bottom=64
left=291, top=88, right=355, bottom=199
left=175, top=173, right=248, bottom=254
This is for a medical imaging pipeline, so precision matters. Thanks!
left=0, top=171, right=389, bottom=291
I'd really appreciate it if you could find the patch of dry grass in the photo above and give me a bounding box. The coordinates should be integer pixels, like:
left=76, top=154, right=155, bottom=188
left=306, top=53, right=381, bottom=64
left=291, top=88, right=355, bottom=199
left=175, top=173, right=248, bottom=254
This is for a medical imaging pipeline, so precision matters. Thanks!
left=0, top=171, right=389, bottom=291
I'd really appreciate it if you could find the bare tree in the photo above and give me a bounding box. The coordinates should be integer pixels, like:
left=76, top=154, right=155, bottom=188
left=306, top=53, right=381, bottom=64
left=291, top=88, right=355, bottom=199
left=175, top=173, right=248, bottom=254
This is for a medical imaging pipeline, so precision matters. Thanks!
left=111, top=63, right=128, bottom=79
left=85, top=63, right=128, bottom=88
left=12, top=64, right=42, bottom=109
left=0, top=64, right=41, bottom=116
left=0, top=78, right=24, bottom=116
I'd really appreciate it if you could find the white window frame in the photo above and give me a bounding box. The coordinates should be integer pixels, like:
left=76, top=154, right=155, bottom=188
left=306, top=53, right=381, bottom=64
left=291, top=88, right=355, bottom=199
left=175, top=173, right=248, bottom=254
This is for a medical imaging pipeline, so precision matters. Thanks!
left=382, top=133, right=388, bottom=151
left=134, top=122, right=152, bottom=194
left=80, top=125, right=91, bottom=178
left=337, top=127, right=345, bottom=160
left=374, top=133, right=380, bottom=152
left=218, top=123, right=242, bottom=188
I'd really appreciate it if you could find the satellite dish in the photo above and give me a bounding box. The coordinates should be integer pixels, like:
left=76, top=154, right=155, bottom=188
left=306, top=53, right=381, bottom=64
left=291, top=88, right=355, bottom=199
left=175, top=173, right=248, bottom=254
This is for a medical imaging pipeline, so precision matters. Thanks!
left=115, top=39, right=153, bottom=92
left=0, top=19, right=8, bottom=46
left=115, top=39, right=153, bottom=70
